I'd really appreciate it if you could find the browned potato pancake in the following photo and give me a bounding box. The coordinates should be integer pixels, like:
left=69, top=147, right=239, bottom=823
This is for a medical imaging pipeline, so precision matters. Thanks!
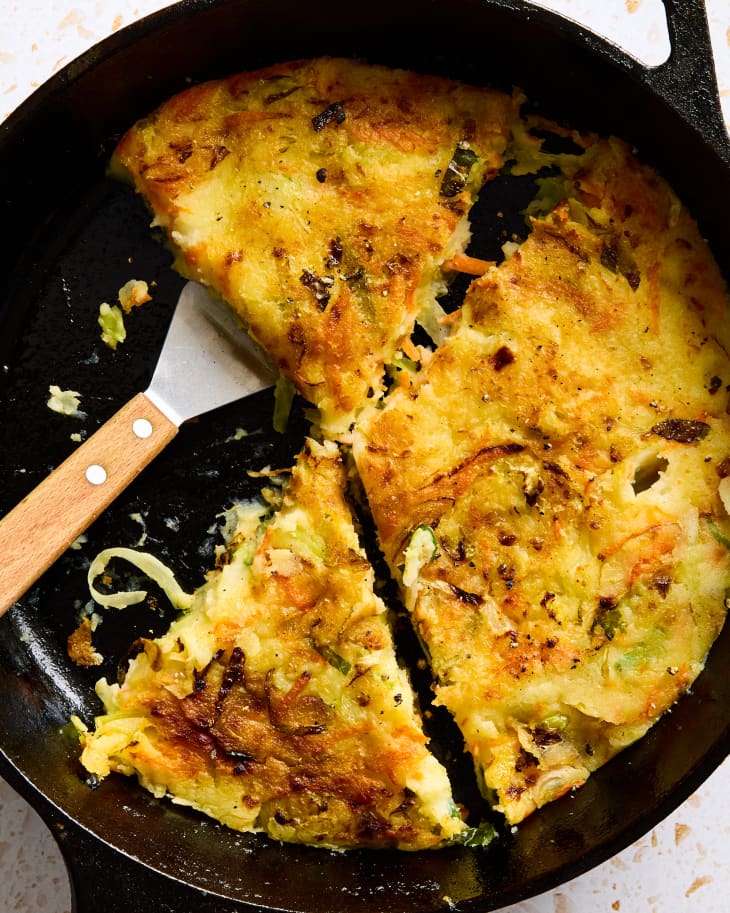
left=82, top=59, right=730, bottom=842
left=78, top=439, right=468, bottom=849
left=113, top=57, right=518, bottom=437
left=353, top=134, right=730, bottom=824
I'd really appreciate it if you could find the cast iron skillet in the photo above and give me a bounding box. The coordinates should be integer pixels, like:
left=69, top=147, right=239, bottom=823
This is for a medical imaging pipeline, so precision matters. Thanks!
left=1, top=1, right=729, bottom=911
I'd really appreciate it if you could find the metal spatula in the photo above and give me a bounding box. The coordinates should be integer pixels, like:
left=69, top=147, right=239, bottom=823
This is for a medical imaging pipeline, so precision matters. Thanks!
left=0, top=281, right=276, bottom=616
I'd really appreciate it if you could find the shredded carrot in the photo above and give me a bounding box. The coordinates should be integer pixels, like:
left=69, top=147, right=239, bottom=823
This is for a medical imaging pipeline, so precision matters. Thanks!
left=438, top=309, right=461, bottom=326
left=442, top=253, right=495, bottom=276
left=401, top=336, right=421, bottom=362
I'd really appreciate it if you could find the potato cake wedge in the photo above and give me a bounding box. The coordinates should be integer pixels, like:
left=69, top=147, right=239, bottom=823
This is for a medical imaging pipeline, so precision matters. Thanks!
left=353, top=135, right=730, bottom=824
left=78, top=439, right=466, bottom=849
left=113, top=57, right=517, bottom=437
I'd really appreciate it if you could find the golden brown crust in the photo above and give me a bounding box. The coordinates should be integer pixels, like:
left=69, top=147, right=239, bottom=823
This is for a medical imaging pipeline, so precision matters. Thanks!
left=353, top=135, right=730, bottom=823
left=114, top=57, right=517, bottom=436
left=79, top=440, right=464, bottom=849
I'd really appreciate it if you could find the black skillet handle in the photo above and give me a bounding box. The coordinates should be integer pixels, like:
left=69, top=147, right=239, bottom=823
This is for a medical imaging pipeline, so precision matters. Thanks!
left=31, top=796, right=252, bottom=913
left=629, top=0, right=729, bottom=165
left=542, top=0, right=730, bottom=165
left=58, top=829, right=219, bottom=913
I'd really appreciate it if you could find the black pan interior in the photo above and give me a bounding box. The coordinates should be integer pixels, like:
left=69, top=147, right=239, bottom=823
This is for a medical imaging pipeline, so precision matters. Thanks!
left=1, top=1, right=729, bottom=912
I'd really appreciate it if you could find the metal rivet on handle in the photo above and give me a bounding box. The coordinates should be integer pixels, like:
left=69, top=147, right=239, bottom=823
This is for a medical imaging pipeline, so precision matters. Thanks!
left=133, top=418, right=153, bottom=439
left=85, top=464, right=107, bottom=485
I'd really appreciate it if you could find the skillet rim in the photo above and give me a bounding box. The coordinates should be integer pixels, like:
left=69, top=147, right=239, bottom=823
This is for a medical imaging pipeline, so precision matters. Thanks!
left=1, top=1, right=729, bottom=911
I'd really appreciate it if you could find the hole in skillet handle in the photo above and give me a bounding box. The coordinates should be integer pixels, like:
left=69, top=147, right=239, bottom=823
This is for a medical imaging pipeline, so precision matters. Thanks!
left=526, top=0, right=730, bottom=269
left=637, top=0, right=730, bottom=268
left=644, top=0, right=730, bottom=167
left=539, top=0, right=730, bottom=166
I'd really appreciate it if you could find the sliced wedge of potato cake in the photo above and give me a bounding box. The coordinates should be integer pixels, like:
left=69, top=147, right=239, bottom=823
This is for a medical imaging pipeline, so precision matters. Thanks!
left=113, top=57, right=517, bottom=437
left=79, top=439, right=466, bottom=849
left=353, top=135, right=730, bottom=824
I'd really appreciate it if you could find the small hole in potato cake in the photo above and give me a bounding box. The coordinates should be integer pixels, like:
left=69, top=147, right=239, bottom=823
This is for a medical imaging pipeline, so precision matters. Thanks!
left=632, top=455, right=669, bottom=495
left=528, top=127, right=586, bottom=157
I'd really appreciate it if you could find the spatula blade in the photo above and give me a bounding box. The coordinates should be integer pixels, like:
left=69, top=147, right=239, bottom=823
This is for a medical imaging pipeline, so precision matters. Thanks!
left=145, top=281, right=275, bottom=426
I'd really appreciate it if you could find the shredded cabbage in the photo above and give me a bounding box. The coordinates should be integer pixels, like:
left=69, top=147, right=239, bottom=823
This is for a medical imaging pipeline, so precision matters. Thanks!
left=87, top=547, right=194, bottom=611
left=417, top=296, right=450, bottom=346
left=719, top=476, right=730, bottom=516
left=273, top=375, right=295, bottom=432
left=402, top=525, right=439, bottom=587
left=451, top=820, right=497, bottom=848
left=215, top=501, right=259, bottom=545
left=47, top=385, right=84, bottom=417
left=98, top=302, right=126, bottom=350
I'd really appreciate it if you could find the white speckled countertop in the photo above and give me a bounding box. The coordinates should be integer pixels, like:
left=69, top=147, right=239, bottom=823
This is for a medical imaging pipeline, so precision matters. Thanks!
left=1, top=2, right=728, bottom=911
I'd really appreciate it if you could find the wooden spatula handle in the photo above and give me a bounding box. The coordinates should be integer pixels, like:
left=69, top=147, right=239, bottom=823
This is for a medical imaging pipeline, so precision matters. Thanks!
left=0, top=392, right=177, bottom=617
